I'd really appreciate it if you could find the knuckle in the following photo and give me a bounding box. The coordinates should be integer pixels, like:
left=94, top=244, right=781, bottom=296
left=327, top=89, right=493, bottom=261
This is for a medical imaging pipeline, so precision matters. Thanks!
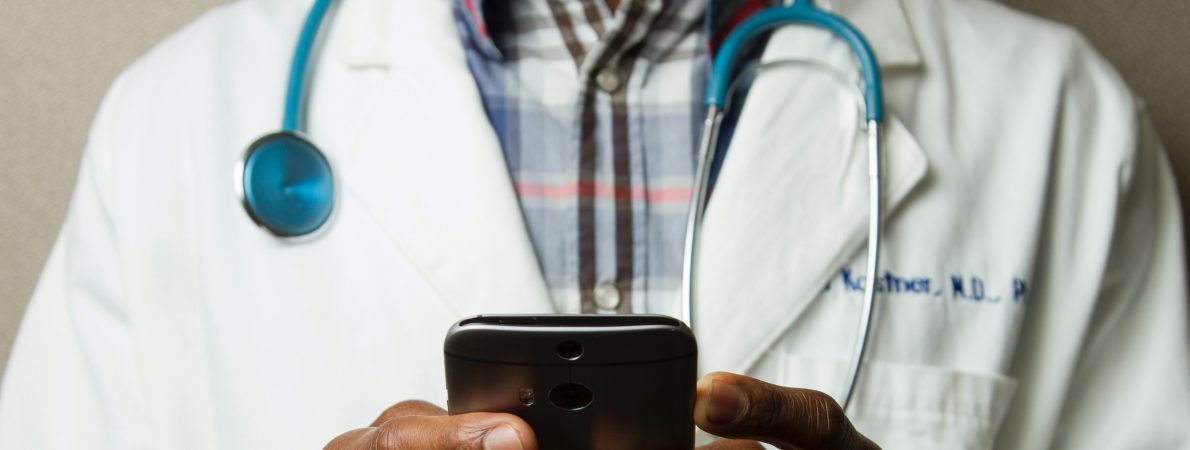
left=376, top=404, right=405, bottom=423
left=373, top=420, right=408, bottom=449
left=364, top=406, right=482, bottom=450
left=757, top=385, right=797, bottom=432
left=802, top=390, right=851, bottom=448
left=373, top=423, right=402, bottom=447
left=373, top=400, right=446, bottom=426
left=374, top=417, right=450, bottom=450
left=391, top=399, right=425, bottom=409
left=323, top=428, right=369, bottom=450
left=738, top=383, right=864, bottom=450
left=394, top=399, right=445, bottom=415
left=448, top=414, right=491, bottom=442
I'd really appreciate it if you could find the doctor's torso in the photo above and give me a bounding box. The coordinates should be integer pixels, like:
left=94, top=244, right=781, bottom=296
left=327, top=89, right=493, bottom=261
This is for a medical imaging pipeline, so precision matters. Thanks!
left=4, top=0, right=1187, bottom=449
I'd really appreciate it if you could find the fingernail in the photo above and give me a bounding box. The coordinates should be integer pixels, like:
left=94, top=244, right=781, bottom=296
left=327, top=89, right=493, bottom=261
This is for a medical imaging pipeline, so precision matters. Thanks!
left=706, top=380, right=747, bottom=425
left=483, top=425, right=524, bottom=450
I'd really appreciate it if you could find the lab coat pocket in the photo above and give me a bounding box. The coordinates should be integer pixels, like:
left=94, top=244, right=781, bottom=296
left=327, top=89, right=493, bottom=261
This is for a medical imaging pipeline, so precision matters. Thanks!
left=775, top=354, right=1018, bottom=450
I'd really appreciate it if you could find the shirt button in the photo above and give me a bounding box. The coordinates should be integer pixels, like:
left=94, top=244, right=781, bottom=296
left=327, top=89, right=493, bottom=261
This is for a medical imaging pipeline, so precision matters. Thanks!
left=593, top=282, right=622, bottom=311
left=595, top=67, right=622, bottom=93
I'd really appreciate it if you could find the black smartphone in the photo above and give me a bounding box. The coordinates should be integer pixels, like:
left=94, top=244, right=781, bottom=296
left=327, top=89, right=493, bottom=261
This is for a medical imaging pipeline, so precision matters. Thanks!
left=444, top=314, right=697, bottom=449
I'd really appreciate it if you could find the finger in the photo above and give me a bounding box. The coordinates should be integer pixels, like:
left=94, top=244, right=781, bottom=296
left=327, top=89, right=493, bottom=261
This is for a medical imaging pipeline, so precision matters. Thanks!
left=326, top=412, right=536, bottom=450
left=693, top=372, right=879, bottom=450
left=370, top=400, right=448, bottom=426
left=696, top=438, right=766, bottom=450
left=324, top=428, right=370, bottom=450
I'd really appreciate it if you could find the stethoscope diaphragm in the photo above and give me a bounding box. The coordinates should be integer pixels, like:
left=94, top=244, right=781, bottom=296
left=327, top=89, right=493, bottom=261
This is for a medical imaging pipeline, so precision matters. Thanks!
left=236, top=132, right=335, bottom=238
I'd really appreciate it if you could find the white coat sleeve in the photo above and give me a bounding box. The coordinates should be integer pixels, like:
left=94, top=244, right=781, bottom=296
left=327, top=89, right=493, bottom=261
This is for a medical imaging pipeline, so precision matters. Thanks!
left=1049, top=108, right=1190, bottom=448
left=991, top=25, right=1190, bottom=446
left=0, top=76, right=152, bottom=449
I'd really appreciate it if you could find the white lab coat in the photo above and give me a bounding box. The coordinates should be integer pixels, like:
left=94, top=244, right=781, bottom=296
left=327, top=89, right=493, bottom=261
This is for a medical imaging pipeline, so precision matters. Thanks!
left=2, top=0, right=1187, bottom=448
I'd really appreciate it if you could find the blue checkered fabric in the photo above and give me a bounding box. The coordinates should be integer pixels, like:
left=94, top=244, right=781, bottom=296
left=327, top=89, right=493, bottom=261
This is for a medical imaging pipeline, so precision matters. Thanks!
left=453, top=0, right=770, bottom=315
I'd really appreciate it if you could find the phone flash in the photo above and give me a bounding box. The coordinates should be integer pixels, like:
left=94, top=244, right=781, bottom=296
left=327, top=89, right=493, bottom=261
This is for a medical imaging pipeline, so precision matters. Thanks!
left=519, top=388, right=535, bottom=406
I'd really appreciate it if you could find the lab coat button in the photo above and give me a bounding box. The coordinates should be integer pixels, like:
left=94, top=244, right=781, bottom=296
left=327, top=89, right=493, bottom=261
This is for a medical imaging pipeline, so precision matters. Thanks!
left=593, top=282, right=622, bottom=310
left=595, top=67, right=621, bottom=93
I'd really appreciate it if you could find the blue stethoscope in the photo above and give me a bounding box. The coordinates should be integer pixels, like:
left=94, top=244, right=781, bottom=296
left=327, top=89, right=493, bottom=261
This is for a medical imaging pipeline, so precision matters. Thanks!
left=237, top=0, right=884, bottom=410
left=235, top=0, right=336, bottom=238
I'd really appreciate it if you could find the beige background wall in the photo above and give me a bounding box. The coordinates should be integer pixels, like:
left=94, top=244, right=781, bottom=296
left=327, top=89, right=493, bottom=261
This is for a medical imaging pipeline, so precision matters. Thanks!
left=1, top=0, right=1187, bottom=376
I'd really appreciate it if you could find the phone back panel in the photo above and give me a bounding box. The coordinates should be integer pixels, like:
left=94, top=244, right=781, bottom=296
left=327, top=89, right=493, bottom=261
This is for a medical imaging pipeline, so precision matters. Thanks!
left=444, top=315, right=697, bottom=450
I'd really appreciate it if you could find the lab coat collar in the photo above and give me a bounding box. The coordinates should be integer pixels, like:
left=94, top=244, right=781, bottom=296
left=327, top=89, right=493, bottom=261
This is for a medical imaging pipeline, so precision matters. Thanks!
left=826, top=0, right=922, bottom=69
left=334, top=0, right=923, bottom=71
left=334, top=0, right=393, bottom=70
left=334, top=0, right=555, bottom=317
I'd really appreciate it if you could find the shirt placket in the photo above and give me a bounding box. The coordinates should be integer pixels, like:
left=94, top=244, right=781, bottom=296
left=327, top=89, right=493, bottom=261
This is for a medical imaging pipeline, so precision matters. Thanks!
left=547, top=0, right=662, bottom=314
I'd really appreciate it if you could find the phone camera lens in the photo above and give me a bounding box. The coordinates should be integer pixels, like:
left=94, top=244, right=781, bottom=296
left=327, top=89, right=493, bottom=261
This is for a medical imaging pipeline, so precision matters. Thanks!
left=549, top=383, right=593, bottom=410
left=557, top=340, right=583, bottom=360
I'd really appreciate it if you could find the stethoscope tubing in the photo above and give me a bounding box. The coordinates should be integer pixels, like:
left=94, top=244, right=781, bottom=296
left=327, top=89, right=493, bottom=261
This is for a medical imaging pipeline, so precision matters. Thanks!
left=680, top=106, right=722, bottom=329
left=846, top=119, right=882, bottom=410
left=705, top=3, right=883, bottom=122
left=682, top=0, right=885, bottom=411
left=284, top=0, right=336, bottom=132
left=235, top=0, right=338, bottom=239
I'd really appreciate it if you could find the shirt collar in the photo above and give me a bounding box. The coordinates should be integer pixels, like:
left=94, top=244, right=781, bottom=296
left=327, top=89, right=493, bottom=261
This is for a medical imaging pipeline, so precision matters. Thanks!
left=454, top=0, right=705, bottom=64
left=707, top=0, right=923, bottom=69
left=455, top=0, right=503, bottom=60
left=336, top=0, right=922, bottom=70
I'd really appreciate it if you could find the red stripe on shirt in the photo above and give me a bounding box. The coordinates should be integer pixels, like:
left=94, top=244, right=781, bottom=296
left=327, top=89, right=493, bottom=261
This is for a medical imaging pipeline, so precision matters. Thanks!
left=463, top=0, right=488, bottom=38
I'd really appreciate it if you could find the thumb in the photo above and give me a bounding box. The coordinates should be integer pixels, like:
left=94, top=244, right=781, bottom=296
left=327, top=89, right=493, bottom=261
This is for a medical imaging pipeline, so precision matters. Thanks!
left=693, top=372, right=879, bottom=450
left=325, top=413, right=535, bottom=450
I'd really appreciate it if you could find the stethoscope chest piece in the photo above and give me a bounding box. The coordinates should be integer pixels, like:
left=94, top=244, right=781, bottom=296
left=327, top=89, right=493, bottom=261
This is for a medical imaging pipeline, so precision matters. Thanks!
left=236, top=132, right=334, bottom=238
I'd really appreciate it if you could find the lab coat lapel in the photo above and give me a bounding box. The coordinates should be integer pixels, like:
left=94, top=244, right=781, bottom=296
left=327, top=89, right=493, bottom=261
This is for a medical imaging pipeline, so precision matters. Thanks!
left=331, top=0, right=553, bottom=316
left=696, top=0, right=928, bottom=374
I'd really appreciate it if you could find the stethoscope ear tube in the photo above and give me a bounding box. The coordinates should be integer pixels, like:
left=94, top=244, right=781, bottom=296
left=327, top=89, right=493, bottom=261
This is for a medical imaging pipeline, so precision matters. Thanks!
left=683, top=0, right=885, bottom=412
left=680, top=106, right=724, bottom=328
left=843, top=119, right=882, bottom=411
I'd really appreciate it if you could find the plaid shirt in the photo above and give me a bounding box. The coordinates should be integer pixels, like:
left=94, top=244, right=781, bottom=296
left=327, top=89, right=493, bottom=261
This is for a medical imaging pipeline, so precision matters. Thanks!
left=454, top=0, right=768, bottom=315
